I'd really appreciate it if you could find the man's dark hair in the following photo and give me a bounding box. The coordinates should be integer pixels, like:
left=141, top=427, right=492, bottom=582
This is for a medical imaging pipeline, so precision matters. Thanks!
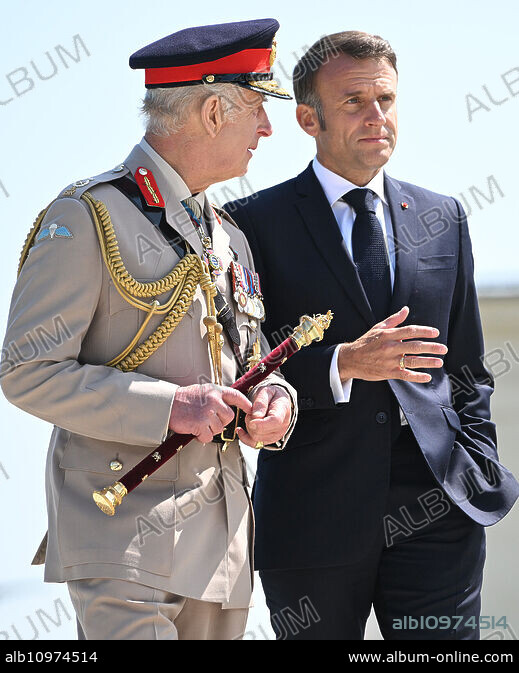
left=293, top=31, right=397, bottom=129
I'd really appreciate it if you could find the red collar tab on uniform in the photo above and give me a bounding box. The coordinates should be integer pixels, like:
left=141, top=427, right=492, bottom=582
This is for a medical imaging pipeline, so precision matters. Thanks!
left=145, top=48, right=272, bottom=87
left=134, top=167, right=165, bottom=208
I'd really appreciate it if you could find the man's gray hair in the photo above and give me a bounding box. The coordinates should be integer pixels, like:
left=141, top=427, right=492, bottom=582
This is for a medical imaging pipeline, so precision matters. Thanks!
left=141, top=83, right=246, bottom=136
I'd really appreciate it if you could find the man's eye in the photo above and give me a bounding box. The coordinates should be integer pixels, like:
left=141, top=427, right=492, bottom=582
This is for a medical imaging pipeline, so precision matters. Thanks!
left=346, top=97, right=360, bottom=104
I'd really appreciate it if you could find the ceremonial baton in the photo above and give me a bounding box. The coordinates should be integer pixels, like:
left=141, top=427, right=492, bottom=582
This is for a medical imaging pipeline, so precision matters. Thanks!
left=93, top=311, right=333, bottom=516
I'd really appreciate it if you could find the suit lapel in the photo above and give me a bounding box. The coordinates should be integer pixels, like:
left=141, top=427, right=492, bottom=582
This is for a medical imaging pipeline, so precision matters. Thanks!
left=385, top=175, right=419, bottom=314
left=295, top=164, right=374, bottom=325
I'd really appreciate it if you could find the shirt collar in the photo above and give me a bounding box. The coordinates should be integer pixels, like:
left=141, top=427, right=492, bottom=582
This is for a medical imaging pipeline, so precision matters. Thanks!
left=138, top=137, right=205, bottom=210
left=312, top=156, right=387, bottom=207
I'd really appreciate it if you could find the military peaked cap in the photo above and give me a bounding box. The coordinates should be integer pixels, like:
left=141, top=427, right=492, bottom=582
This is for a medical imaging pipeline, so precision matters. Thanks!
left=129, top=18, right=291, bottom=99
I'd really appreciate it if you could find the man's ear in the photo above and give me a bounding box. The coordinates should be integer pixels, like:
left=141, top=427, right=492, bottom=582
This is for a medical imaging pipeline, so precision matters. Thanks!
left=200, top=95, right=224, bottom=138
left=296, top=103, right=321, bottom=138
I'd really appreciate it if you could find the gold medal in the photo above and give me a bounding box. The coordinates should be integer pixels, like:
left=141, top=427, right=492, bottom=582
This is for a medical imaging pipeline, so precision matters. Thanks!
left=237, top=290, right=248, bottom=312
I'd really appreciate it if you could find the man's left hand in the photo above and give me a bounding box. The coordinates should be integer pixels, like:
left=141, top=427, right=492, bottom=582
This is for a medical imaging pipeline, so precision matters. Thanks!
left=237, top=385, right=292, bottom=448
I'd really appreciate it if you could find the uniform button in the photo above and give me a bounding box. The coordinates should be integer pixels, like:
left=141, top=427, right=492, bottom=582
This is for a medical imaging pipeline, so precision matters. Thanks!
left=110, top=459, right=123, bottom=471
left=376, top=412, right=388, bottom=425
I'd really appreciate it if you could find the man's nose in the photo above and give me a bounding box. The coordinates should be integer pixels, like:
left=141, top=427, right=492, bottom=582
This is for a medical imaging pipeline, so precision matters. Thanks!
left=257, top=107, right=273, bottom=137
left=365, top=101, right=386, bottom=125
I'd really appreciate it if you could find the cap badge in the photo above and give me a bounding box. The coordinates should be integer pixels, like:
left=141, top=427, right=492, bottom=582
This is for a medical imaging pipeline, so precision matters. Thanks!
left=269, top=39, right=277, bottom=67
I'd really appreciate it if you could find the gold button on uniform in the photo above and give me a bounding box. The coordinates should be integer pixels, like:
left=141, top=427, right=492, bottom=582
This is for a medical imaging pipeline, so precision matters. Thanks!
left=110, top=459, right=123, bottom=472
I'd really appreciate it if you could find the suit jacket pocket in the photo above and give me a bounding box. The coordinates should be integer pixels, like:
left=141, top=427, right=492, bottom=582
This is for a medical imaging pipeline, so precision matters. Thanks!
left=417, top=254, right=456, bottom=271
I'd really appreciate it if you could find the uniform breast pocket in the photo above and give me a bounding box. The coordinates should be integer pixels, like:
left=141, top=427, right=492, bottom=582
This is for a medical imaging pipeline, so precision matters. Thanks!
left=107, top=282, right=139, bottom=363
left=164, top=302, right=196, bottom=379
left=109, top=281, right=138, bottom=317
left=108, top=280, right=194, bottom=379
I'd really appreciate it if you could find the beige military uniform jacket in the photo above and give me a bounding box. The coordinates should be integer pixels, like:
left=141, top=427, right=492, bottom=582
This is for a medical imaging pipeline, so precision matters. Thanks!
left=0, top=139, right=297, bottom=609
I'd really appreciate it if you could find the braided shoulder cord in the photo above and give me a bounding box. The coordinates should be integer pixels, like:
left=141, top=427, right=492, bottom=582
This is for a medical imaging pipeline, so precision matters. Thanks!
left=18, top=192, right=217, bottom=373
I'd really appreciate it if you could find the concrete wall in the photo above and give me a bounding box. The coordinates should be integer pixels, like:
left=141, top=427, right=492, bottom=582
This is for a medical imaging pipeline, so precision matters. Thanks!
left=478, top=296, right=519, bottom=640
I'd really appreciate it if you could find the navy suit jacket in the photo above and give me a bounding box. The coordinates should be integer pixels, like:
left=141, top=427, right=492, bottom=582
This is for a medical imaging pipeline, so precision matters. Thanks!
left=224, top=163, right=519, bottom=570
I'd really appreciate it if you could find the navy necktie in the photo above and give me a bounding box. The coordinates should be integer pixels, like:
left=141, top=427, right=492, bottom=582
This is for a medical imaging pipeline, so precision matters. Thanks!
left=343, top=188, right=391, bottom=323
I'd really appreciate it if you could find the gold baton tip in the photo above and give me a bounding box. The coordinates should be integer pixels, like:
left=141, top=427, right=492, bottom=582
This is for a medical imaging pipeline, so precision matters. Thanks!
left=291, top=311, right=334, bottom=349
left=93, top=482, right=128, bottom=516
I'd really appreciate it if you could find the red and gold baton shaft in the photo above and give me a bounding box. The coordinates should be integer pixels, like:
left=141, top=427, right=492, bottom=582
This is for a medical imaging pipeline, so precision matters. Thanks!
left=93, top=311, right=333, bottom=515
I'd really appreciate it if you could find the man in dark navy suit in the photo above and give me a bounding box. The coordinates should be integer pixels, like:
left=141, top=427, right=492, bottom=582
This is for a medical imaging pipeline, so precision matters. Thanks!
left=225, top=31, right=519, bottom=640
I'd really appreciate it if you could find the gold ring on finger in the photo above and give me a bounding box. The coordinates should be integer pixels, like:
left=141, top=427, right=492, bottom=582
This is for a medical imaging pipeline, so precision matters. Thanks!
left=399, top=355, right=406, bottom=371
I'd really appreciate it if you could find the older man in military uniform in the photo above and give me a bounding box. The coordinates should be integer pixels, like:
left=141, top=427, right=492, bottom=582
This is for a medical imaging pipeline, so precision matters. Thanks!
left=0, top=19, right=296, bottom=641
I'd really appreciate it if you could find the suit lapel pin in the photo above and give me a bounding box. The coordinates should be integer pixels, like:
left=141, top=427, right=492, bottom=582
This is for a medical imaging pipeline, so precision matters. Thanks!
left=401, top=202, right=409, bottom=210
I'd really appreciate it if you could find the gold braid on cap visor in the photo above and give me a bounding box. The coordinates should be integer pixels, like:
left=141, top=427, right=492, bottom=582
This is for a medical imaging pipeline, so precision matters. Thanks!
left=247, top=78, right=290, bottom=97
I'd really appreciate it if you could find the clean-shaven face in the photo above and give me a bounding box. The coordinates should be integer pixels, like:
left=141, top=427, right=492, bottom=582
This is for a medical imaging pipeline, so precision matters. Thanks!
left=312, top=54, right=398, bottom=185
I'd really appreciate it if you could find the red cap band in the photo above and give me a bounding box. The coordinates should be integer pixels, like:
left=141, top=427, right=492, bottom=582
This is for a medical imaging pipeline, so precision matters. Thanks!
left=145, top=48, right=272, bottom=86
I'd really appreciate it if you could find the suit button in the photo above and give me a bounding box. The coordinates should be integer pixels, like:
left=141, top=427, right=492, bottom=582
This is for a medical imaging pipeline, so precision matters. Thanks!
left=306, top=398, right=315, bottom=408
left=110, top=459, right=123, bottom=471
left=376, top=412, right=388, bottom=425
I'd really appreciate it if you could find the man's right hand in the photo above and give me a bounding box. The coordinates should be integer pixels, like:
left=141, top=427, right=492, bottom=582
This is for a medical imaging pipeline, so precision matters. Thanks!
left=168, top=383, right=253, bottom=444
left=338, top=306, right=448, bottom=384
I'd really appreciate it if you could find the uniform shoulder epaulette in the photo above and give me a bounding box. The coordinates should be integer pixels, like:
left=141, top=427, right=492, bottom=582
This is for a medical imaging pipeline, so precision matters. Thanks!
left=18, top=164, right=130, bottom=278
left=58, top=164, right=130, bottom=200
left=212, top=204, right=239, bottom=229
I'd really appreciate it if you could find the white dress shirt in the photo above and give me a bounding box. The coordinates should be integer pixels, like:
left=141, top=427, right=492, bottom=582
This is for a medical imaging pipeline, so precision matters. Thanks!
left=312, top=157, right=405, bottom=422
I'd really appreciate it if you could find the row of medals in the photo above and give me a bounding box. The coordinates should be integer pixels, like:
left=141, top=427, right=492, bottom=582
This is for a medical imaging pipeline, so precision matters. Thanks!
left=196, top=214, right=265, bottom=322
left=231, top=260, right=265, bottom=321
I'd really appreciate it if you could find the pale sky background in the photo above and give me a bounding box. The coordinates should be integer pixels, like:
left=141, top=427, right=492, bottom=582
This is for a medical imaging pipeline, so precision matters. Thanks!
left=0, top=0, right=518, bottom=641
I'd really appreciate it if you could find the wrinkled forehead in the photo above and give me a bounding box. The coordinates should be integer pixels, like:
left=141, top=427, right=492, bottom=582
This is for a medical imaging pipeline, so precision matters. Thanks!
left=227, top=86, right=267, bottom=116
left=317, top=54, right=398, bottom=94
